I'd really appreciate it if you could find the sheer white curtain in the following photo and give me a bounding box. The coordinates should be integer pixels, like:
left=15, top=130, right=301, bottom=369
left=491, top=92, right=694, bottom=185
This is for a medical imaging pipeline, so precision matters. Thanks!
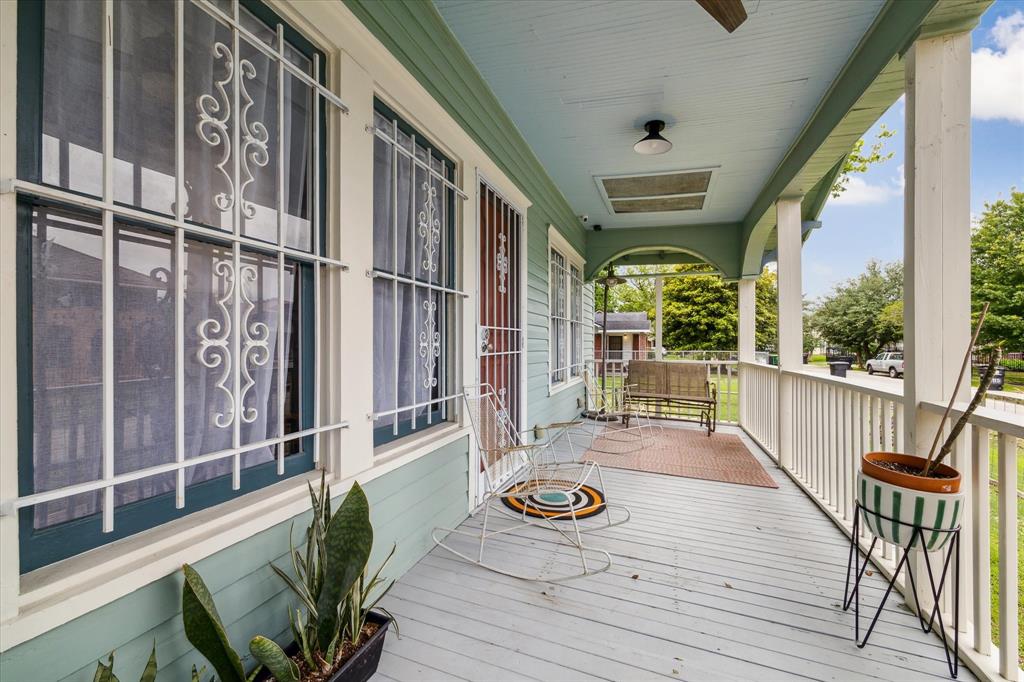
left=31, top=211, right=295, bottom=528
left=371, top=111, right=447, bottom=432
left=30, top=1, right=301, bottom=529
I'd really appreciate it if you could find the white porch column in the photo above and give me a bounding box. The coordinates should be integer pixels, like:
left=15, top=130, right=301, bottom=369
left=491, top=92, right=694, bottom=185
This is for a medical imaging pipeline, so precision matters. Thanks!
left=776, top=196, right=803, bottom=470
left=902, top=30, right=975, bottom=651
left=738, top=278, right=756, bottom=363
left=654, top=276, right=664, bottom=360
left=737, top=278, right=756, bottom=427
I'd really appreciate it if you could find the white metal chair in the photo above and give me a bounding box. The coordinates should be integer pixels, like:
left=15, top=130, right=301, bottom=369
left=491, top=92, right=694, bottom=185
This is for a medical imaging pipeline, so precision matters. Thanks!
left=580, top=367, right=660, bottom=454
left=432, top=384, right=627, bottom=581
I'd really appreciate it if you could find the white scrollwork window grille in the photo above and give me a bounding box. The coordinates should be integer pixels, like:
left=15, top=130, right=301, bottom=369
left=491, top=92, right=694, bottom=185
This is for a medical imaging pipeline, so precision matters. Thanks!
left=549, top=241, right=585, bottom=386
left=11, top=0, right=349, bottom=570
left=370, top=104, right=467, bottom=446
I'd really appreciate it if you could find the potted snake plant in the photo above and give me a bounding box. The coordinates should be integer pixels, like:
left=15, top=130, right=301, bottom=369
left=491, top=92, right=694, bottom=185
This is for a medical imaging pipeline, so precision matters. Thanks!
left=267, top=475, right=396, bottom=682
left=858, top=306, right=1000, bottom=551
left=180, top=477, right=395, bottom=682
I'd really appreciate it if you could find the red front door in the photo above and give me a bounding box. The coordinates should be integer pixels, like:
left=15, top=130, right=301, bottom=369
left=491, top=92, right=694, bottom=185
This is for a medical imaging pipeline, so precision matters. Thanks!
left=478, top=181, right=522, bottom=479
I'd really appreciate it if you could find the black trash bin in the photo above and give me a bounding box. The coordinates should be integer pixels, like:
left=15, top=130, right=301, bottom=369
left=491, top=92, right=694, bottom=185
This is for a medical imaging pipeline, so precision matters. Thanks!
left=978, top=365, right=1006, bottom=392
left=829, top=361, right=850, bottom=378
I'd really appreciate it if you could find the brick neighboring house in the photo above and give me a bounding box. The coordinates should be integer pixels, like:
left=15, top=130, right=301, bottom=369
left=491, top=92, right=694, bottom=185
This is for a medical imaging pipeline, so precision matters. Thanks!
left=594, top=311, right=651, bottom=361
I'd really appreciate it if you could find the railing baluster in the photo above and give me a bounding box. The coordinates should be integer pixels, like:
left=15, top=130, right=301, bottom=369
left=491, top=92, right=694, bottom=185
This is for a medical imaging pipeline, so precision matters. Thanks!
left=997, top=432, right=1018, bottom=678
left=971, top=426, right=992, bottom=655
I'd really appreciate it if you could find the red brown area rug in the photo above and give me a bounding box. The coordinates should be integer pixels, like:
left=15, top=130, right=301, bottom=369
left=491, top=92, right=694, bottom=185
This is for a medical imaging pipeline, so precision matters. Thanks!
left=583, top=425, right=779, bottom=489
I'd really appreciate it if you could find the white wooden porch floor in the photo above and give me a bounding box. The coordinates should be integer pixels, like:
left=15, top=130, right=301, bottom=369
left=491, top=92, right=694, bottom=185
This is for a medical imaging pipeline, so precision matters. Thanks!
left=374, top=425, right=973, bottom=681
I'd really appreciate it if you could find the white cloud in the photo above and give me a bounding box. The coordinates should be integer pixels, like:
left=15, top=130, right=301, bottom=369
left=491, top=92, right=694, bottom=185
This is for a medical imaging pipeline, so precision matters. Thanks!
left=830, top=175, right=901, bottom=206
left=972, top=11, right=1024, bottom=123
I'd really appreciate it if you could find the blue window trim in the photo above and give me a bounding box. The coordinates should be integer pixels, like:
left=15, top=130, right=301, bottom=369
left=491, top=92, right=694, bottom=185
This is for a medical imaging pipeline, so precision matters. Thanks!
left=372, top=99, right=456, bottom=447
left=15, top=0, right=325, bottom=573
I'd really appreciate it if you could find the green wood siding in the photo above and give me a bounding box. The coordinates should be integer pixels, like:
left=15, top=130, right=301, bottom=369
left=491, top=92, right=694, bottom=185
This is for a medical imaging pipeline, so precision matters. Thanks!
left=0, top=438, right=469, bottom=682
left=344, top=0, right=590, bottom=431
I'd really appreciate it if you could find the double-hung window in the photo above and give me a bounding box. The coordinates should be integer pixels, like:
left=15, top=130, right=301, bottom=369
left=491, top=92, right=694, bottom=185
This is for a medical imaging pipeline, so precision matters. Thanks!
left=370, top=101, right=462, bottom=446
left=549, top=231, right=584, bottom=387
left=12, top=0, right=346, bottom=572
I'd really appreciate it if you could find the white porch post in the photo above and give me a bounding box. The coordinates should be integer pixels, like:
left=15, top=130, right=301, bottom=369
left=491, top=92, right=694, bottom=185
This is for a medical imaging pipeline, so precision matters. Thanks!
left=654, top=275, right=664, bottom=360
left=776, top=196, right=803, bottom=470
left=902, top=30, right=976, bottom=652
left=0, top=0, right=19, bottom=621
left=737, top=278, right=756, bottom=427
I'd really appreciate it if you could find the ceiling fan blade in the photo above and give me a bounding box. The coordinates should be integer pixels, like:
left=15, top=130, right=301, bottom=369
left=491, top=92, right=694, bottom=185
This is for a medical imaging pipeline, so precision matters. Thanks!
left=695, top=0, right=748, bottom=33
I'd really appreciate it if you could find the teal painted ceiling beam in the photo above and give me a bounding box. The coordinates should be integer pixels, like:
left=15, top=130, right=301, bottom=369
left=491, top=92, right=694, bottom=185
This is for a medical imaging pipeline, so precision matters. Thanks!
left=739, top=0, right=937, bottom=275
left=610, top=252, right=704, bottom=268
left=584, top=223, right=742, bottom=281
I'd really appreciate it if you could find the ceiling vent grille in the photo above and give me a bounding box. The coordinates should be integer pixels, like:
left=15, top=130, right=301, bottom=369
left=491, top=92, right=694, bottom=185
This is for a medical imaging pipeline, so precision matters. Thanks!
left=595, top=168, right=716, bottom=214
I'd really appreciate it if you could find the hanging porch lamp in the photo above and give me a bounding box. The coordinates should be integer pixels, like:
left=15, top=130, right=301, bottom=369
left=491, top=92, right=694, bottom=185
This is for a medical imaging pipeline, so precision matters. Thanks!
left=633, top=120, right=672, bottom=155
left=597, top=268, right=626, bottom=394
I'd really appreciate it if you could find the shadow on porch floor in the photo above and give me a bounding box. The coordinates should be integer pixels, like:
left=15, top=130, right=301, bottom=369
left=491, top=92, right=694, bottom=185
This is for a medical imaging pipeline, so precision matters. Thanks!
left=374, top=424, right=973, bottom=681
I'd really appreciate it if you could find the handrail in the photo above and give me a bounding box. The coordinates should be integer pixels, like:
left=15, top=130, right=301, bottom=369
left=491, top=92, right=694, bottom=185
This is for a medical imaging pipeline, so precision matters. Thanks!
left=921, top=399, right=1024, bottom=438
left=779, top=367, right=904, bottom=402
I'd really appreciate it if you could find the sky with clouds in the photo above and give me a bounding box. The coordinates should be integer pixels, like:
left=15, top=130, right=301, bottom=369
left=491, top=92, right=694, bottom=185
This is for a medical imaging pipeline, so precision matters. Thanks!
left=803, top=0, right=1024, bottom=300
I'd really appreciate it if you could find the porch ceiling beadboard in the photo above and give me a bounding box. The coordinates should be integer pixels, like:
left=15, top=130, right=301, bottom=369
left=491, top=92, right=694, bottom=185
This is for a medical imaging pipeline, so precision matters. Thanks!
left=0, top=439, right=469, bottom=682
left=343, top=0, right=590, bottom=430
left=434, top=0, right=886, bottom=232
left=742, top=0, right=992, bottom=273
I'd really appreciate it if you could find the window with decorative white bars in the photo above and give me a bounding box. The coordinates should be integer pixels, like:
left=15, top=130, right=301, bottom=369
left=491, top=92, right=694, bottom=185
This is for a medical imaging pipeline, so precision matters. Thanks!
left=370, top=101, right=465, bottom=447
left=9, top=0, right=347, bottom=572
left=549, top=241, right=584, bottom=386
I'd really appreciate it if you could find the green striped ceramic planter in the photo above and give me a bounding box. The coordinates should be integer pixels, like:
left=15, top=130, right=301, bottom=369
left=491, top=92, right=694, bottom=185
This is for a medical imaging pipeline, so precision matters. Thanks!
left=857, top=471, right=964, bottom=551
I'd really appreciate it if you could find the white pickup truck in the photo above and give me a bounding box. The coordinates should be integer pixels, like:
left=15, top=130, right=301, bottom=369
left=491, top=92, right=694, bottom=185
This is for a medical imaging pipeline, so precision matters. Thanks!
left=866, top=352, right=904, bottom=378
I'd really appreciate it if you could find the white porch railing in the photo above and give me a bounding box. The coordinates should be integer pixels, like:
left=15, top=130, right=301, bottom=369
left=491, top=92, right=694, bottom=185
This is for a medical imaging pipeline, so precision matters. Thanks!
left=738, top=362, right=1023, bottom=682
left=738, top=362, right=779, bottom=456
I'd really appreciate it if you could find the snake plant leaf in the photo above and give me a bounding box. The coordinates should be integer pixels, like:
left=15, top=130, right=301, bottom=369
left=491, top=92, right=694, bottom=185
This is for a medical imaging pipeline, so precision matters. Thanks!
left=181, top=564, right=246, bottom=682
left=249, top=636, right=300, bottom=682
left=315, top=481, right=373, bottom=652
left=139, top=642, right=158, bottom=682
left=92, top=652, right=118, bottom=682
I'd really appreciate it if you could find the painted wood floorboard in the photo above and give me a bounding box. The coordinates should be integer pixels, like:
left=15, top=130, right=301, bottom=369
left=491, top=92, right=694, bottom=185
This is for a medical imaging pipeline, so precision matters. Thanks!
left=375, top=424, right=975, bottom=681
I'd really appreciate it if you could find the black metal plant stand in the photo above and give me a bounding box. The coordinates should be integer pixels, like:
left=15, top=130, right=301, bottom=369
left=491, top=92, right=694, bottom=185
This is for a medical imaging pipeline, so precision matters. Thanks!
left=843, top=502, right=961, bottom=678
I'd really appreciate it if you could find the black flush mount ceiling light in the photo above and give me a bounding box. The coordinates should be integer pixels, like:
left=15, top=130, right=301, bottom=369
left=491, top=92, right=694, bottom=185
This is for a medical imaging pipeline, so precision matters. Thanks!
left=633, top=120, right=672, bottom=155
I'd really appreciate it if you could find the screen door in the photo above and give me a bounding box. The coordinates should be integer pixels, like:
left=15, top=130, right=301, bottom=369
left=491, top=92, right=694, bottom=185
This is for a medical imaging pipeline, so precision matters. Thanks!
left=477, top=181, right=523, bottom=499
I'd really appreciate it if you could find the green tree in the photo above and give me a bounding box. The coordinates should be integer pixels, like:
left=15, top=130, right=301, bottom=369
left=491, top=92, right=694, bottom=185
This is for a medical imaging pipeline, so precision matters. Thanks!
left=654, top=266, right=777, bottom=351
left=877, top=299, right=903, bottom=342
left=809, top=260, right=903, bottom=365
left=972, top=190, right=1024, bottom=349
left=831, top=125, right=896, bottom=198
left=755, top=269, right=778, bottom=351
left=661, top=269, right=738, bottom=350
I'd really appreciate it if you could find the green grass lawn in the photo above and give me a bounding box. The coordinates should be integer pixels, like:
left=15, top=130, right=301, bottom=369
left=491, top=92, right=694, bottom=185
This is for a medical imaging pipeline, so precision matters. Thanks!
left=988, top=440, right=1024, bottom=665
left=973, top=368, right=1024, bottom=394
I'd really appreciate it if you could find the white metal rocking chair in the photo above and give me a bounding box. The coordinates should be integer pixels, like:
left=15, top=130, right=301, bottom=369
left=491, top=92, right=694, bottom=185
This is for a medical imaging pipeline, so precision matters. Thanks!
left=580, top=367, right=661, bottom=454
left=432, top=384, right=627, bottom=582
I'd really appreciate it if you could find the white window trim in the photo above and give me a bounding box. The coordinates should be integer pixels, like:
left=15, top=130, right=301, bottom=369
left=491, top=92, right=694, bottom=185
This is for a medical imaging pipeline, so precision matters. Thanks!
left=547, top=225, right=584, bottom=396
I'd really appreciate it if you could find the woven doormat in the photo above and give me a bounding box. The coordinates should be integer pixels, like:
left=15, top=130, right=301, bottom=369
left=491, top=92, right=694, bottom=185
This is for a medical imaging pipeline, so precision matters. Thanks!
left=585, top=426, right=779, bottom=489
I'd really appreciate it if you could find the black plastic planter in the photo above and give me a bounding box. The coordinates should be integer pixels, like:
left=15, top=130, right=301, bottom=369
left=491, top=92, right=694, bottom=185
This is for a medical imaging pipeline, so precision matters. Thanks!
left=255, top=611, right=391, bottom=682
